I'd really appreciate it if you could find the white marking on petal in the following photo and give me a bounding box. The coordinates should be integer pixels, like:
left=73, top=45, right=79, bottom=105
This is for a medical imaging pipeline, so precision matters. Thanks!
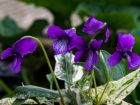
left=53, top=38, right=68, bottom=54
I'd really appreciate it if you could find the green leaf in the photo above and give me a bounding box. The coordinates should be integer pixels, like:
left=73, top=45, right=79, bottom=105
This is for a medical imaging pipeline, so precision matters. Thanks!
left=5, top=68, right=140, bottom=105
left=46, top=73, right=53, bottom=89
left=12, top=99, right=26, bottom=105
left=14, top=85, right=63, bottom=100
left=0, top=17, right=23, bottom=37
left=91, top=68, right=140, bottom=104
left=0, top=97, right=48, bottom=105
left=76, top=72, right=91, bottom=90
left=0, top=17, right=24, bottom=45
left=21, top=0, right=76, bottom=15
left=132, top=83, right=140, bottom=104
left=76, top=2, right=102, bottom=18
left=0, top=98, right=17, bottom=105
left=76, top=3, right=139, bottom=30
left=46, top=74, right=53, bottom=84
left=95, top=50, right=126, bottom=84
left=107, top=100, right=132, bottom=105
left=131, top=22, right=140, bottom=55
left=54, top=53, right=84, bottom=84
left=25, top=19, right=48, bottom=36
left=96, top=12, right=136, bottom=30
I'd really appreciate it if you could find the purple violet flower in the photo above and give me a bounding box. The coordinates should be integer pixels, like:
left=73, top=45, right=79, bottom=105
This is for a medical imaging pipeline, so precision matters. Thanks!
left=74, top=38, right=103, bottom=71
left=48, top=25, right=81, bottom=54
left=107, top=33, right=140, bottom=70
left=82, top=16, right=110, bottom=43
left=1, top=38, right=37, bottom=73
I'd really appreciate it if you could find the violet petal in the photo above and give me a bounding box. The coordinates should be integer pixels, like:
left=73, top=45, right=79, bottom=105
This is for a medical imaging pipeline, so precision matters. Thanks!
left=127, top=52, right=140, bottom=69
left=82, top=16, right=104, bottom=35
left=64, top=28, right=77, bottom=37
left=116, top=33, right=135, bottom=52
left=48, top=25, right=66, bottom=39
left=65, top=29, right=79, bottom=51
left=107, top=51, right=122, bottom=67
left=9, top=56, right=23, bottom=73
left=67, top=39, right=76, bottom=51
left=12, top=38, right=37, bottom=57
left=74, top=50, right=85, bottom=62
left=73, top=36, right=87, bottom=50
left=84, top=51, right=98, bottom=71
left=90, top=39, right=103, bottom=51
left=1, top=48, right=13, bottom=60
left=53, top=38, right=68, bottom=54
left=105, top=28, right=110, bottom=43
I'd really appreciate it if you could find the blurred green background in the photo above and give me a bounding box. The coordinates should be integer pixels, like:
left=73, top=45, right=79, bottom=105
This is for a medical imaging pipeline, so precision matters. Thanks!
left=0, top=0, right=140, bottom=104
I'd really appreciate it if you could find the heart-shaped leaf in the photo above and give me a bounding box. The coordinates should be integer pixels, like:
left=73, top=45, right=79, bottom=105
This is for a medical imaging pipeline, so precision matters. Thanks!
left=54, top=53, right=84, bottom=84
left=95, top=50, right=126, bottom=84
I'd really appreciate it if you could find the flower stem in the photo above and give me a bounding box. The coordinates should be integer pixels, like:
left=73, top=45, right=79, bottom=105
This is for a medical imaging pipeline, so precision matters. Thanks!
left=21, top=68, right=30, bottom=85
left=67, top=52, right=73, bottom=92
left=88, top=74, right=93, bottom=98
left=98, top=82, right=109, bottom=104
left=22, top=36, right=65, bottom=105
left=99, top=53, right=110, bottom=82
left=98, top=68, right=113, bottom=104
left=69, top=52, right=73, bottom=85
left=0, top=79, right=12, bottom=94
left=64, top=55, right=70, bottom=91
left=91, top=70, right=98, bottom=105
